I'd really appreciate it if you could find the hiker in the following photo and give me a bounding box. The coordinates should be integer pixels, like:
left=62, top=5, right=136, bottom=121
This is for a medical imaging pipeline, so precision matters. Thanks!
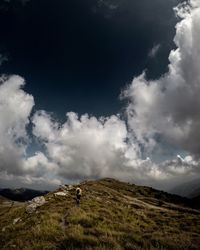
left=76, top=187, right=82, bottom=205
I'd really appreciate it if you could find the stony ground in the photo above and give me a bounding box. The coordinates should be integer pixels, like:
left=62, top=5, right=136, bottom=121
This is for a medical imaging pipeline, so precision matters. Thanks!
left=0, top=178, right=200, bottom=249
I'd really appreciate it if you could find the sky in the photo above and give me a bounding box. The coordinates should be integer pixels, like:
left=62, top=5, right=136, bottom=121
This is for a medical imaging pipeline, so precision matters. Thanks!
left=1, top=0, right=200, bottom=192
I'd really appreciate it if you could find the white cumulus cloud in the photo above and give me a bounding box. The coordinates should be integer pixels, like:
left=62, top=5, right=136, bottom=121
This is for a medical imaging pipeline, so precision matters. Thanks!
left=32, top=111, right=142, bottom=181
left=123, top=0, right=200, bottom=157
left=0, top=75, right=61, bottom=189
left=0, top=75, right=34, bottom=175
left=31, top=109, right=200, bottom=191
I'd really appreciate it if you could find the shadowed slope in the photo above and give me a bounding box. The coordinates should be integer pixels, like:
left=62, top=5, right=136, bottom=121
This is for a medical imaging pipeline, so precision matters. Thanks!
left=0, top=188, right=49, bottom=202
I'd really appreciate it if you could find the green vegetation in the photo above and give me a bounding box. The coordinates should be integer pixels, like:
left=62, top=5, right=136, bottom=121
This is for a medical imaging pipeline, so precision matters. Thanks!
left=0, top=178, right=200, bottom=249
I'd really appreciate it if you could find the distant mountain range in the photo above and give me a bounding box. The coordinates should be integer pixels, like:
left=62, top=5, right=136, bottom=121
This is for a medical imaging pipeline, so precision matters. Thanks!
left=0, top=188, right=49, bottom=201
left=171, top=178, right=200, bottom=198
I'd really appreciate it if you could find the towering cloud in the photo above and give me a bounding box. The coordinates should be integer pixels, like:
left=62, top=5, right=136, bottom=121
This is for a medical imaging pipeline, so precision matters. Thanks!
left=0, top=75, right=34, bottom=175
left=0, top=76, right=60, bottom=189
left=123, top=0, right=200, bottom=156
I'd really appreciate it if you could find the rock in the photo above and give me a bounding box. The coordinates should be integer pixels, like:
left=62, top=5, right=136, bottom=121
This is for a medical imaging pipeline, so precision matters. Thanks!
left=2, top=225, right=9, bottom=232
left=54, top=191, right=68, bottom=197
left=61, top=184, right=74, bottom=191
left=61, top=184, right=73, bottom=191
left=67, top=185, right=73, bottom=190
left=59, top=184, right=68, bottom=190
left=31, top=196, right=46, bottom=205
left=26, top=203, right=38, bottom=213
left=26, top=196, right=46, bottom=213
left=59, top=184, right=73, bottom=191
left=67, top=185, right=74, bottom=190
left=13, top=217, right=21, bottom=225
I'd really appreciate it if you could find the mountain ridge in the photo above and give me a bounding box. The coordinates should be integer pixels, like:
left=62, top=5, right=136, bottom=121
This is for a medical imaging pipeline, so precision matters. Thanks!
left=170, top=178, right=200, bottom=198
left=0, top=188, right=49, bottom=202
left=0, top=178, right=200, bottom=249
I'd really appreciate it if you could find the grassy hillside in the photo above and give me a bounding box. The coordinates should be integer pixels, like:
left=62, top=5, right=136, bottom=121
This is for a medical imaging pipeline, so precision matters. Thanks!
left=0, top=178, right=200, bottom=250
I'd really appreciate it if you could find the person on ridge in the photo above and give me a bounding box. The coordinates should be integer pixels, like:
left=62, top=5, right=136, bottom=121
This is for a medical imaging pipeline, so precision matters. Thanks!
left=76, top=187, right=82, bottom=205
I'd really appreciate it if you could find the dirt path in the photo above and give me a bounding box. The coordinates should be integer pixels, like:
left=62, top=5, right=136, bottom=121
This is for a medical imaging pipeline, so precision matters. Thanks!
left=60, top=211, right=69, bottom=236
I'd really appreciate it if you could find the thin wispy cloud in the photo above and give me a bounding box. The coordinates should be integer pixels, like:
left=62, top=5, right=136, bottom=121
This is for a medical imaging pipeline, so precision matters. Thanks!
left=92, top=0, right=119, bottom=18
left=148, top=44, right=161, bottom=58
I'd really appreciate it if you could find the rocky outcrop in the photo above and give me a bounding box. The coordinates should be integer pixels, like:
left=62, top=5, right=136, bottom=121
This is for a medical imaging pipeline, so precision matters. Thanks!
left=54, top=184, right=74, bottom=197
left=13, top=217, right=21, bottom=225
left=54, top=191, right=68, bottom=197
left=26, top=196, right=46, bottom=213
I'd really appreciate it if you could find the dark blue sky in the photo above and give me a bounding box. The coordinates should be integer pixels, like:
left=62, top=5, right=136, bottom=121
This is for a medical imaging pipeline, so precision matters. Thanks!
left=0, top=0, right=180, bottom=118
